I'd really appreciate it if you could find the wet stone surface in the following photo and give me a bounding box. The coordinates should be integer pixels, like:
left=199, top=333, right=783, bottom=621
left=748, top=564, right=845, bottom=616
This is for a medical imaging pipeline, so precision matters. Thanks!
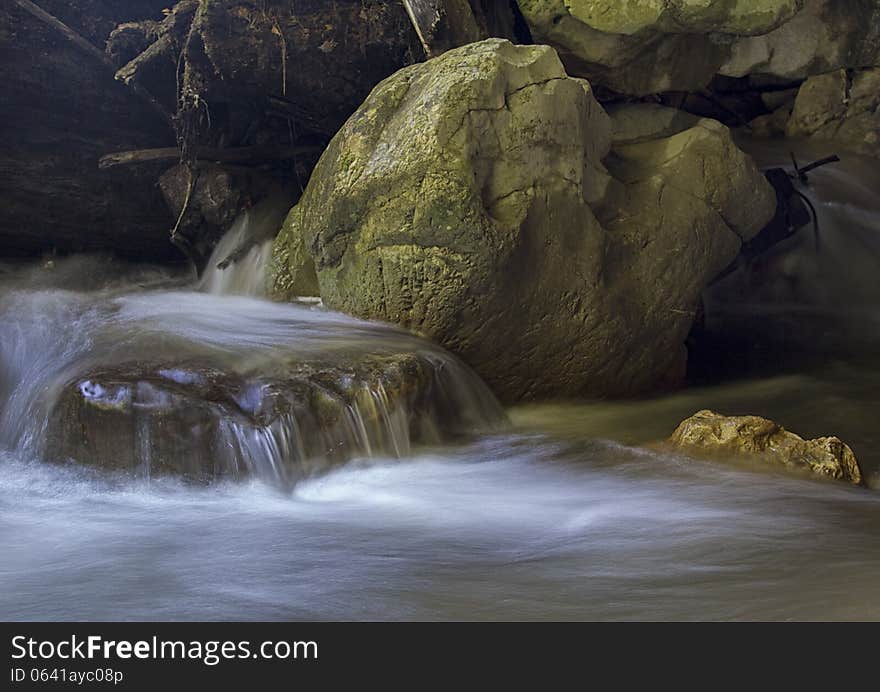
left=48, top=353, right=502, bottom=485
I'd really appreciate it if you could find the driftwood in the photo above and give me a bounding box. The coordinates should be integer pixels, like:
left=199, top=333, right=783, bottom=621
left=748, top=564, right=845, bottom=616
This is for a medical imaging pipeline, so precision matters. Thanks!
left=99, top=145, right=322, bottom=170
left=11, top=0, right=172, bottom=129
left=402, top=0, right=482, bottom=57
left=216, top=239, right=259, bottom=270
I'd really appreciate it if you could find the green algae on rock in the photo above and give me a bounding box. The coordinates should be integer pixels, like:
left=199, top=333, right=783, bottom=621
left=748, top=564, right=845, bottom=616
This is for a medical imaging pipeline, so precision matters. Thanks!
left=272, top=39, right=775, bottom=401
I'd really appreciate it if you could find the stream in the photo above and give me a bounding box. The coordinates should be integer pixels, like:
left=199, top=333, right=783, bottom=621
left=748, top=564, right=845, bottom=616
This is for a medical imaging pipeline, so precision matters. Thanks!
left=1, top=141, right=879, bottom=621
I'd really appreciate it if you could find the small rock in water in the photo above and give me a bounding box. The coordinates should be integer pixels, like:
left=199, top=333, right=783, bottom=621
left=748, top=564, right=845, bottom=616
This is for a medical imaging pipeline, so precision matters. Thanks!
left=47, top=353, right=502, bottom=485
left=667, top=409, right=863, bottom=485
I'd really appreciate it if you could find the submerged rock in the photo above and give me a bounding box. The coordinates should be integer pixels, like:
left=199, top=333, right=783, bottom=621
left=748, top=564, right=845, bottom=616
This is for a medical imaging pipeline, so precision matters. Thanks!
left=48, top=353, right=502, bottom=484
left=668, top=409, right=863, bottom=484
left=270, top=206, right=321, bottom=300
left=272, top=39, right=774, bottom=401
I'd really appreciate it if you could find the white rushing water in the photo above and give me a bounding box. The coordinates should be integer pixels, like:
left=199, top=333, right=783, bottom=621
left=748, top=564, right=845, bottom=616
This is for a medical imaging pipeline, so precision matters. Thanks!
left=1, top=143, right=880, bottom=620
left=199, top=193, right=293, bottom=298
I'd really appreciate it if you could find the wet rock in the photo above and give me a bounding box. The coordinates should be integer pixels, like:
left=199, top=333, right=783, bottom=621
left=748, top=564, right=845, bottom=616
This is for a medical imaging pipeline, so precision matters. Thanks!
left=272, top=40, right=775, bottom=401
left=0, top=1, right=178, bottom=260
left=48, top=353, right=501, bottom=483
left=513, top=1, right=880, bottom=97
left=760, top=86, right=799, bottom=112
left=749, top=105, right=794, bottom=138
left=721, top=0, right=880, bottom=81
left=270, top=206, right=321, bottom=300
left=668, top=409, right=863, bottom=484
left=785, top=68, right=880, bottom=156
left=514, top=0, right=801, bottom=95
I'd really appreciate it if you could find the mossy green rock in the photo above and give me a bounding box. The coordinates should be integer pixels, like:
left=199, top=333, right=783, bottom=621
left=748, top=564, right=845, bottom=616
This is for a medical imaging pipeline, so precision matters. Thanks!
left=515, top=0, right=801, bottom=94
left=272, top=40, right=774, bottom=401
left=271, top=206, right=321, bottom=299
left=721, top=0, right=880, bottom=81
left=526, top=0, right=801, bottom=36
left=516, top=1, right=880, bottom=95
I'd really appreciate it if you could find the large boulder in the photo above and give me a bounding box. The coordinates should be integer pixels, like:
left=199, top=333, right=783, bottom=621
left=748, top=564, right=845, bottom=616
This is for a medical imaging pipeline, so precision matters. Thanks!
left=721, top=0, right=880, bottom=81
left=513, top=1, right=880, bottom=96
left=668, top=409, right=864, bottom=484
left=514, top=0, right=802, bottom=95
left=272, top=40, right=775, bottom=401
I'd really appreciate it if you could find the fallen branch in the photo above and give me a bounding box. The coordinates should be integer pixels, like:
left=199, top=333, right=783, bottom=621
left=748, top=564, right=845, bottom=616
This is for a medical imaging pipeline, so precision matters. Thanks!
left=99, top=145, right=323, bottom=170
left=402, top=0, right=482, bottom=57
left=11, top=0, right=173, bottom=130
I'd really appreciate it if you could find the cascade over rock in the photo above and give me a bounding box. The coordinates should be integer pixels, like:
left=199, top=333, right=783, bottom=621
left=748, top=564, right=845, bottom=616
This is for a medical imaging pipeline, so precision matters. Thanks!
left=720, top=0, right=880, bottom=81
left=272, top=40, right=776, bottom=401
left=514, top=0, right=803, bottom=95
left=513, top=0, right=880, bottom=96
left=48, top=351, right=500, bottom=484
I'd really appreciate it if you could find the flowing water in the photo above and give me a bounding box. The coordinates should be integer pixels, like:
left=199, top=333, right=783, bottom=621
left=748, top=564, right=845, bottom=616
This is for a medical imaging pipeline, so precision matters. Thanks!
left=1, top=141, right=879, bottom=621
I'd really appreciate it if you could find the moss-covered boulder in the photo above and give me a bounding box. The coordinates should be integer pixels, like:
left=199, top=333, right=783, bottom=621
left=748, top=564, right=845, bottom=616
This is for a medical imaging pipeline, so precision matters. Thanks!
left=513, top=1, right=880, bottom=96
left=668, top=409, right=864, bottom=485
left=514, top=0, right=802, bottom=94
left=272, top=40, right=775, bottom=401
left=721, top=0, right=880, bottom=82
left=47, top=352, right=502, bottom=484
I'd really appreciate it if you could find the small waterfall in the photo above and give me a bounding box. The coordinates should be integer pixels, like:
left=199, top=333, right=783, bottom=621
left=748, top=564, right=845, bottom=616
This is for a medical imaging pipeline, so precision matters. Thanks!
left=691, top=140, right=880, bottom=379
left=199, top=194, right=291, bottom=297
left=0, top=258, right=505, bottom=487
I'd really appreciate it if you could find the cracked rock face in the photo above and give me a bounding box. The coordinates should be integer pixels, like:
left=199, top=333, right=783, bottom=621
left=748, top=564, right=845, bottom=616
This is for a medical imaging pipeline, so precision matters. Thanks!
left=515, top=0, right=803, bottom=94
left=720, top=0, right=880, bottom=81
left=515, top=0, right=880, bottom=96
left=272, top=39, right=775, bottom=401
left=668, top=409, right=864, bottom=485
left=48, top=353, right=503, bottom=484
left=784, top=68, right=880, bottom=156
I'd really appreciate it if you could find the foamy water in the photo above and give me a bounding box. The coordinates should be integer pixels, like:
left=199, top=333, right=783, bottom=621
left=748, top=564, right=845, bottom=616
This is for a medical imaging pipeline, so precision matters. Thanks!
left=1, top=142, right=879, bottom=620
